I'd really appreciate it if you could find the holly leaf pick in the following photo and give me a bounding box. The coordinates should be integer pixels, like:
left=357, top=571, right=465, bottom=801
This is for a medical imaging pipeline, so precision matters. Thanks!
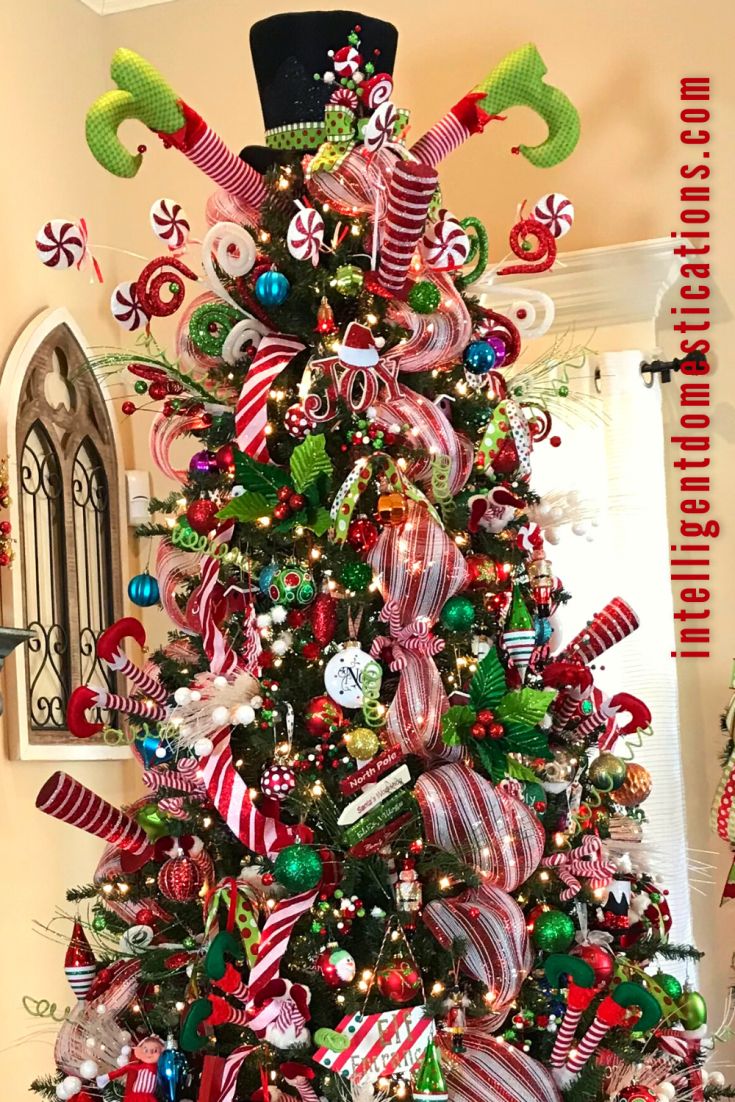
left=290, top=434, right=333, bottom=493
left=468, top=647, right=507, bottom=712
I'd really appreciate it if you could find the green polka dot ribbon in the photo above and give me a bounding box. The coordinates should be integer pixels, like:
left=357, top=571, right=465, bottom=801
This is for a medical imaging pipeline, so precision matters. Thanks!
left=266, top=104, right=410, bottom=153
left=330, top=453, right=442, bottom=543
left=204, top=876, right=261, bottom=965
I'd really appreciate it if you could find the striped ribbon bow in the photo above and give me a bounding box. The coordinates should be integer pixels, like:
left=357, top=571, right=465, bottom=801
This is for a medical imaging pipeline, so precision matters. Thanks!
left=542, top=835, right=615, bottom=901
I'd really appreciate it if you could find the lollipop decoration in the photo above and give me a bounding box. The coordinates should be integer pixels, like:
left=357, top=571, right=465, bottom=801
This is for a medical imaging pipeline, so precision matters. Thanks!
left=287, top=205, right=325, bottom=266
left=422, top=211, right=471, bottom=271
left=362, top=101, right=398, bottom=154
left=362, top=72, right=393, bottom=108
left=149, top=198, right=190, bottom=249
left=110, top=281, right=150, bottom=331
left=532, top=193, right=574, bottom=238
left=35, top=219, right=86, bottom=270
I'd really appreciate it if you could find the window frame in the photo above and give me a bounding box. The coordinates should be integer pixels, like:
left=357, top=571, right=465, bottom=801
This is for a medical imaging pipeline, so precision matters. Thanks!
left=0, top=307, right=130, bottom=760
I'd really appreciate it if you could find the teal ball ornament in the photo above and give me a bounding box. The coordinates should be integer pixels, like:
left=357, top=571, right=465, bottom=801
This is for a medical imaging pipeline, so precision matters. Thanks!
left=531, top=908, right=575, bottom=952
left=440, top=595, right=475, bottom=632
left=408, top=280, right=441, bottom=314
left=255, top=270, right=290, bottom=307
left=463, top=340, right=497, bottom=375
left=128, top=571, right=160, bottom=607
left=339, top=560, right=373, bottom=591
left=269, top=563, right=315, bottom=606
left=156, top=1040, right=189, bottom=1102
left=273, top=844, right=323, bottom=893
left=259, top=562, right=279, bottom=596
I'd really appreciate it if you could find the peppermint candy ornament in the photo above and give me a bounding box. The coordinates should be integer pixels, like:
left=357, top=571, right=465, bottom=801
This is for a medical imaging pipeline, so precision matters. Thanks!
left=362, top=101, right=397, bottom=153
left=331, top=45, right=362, bottom=79
left=149, top=197, right=190, bottom=249
left=35, top=219, right=86, bottom=270
left=287, top=206, right=325, bottom=266
left=532, top=193, right=575, bottom=239
left=110, top=280, right=150, bottom=331
left=362, top=72, right=393, bottom=108
left=330, top=87, right=359, bottom=111
left=422, top=210, right=471, bottom=271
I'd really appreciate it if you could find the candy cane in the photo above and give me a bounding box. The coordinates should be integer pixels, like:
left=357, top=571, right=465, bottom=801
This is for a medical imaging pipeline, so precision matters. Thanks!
left=143, top=758, right=206, bottom=797
left=86, top=49, right=266, bottom=208
left=96, top=618, right=168, bottom=704
left=565, top=982, right=661, bottom=1075
left=235, top=335, right=305, bottom=461
left=247, top=888, right=319, bottom=1001
left=36, top=771, right=151, bottom=855
left=543, top=955, right=596, bottom=1068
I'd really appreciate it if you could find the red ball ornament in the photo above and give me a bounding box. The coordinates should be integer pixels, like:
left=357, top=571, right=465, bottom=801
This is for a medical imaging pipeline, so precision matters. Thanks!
left=289, top=493, right=306, bottom=511
left=465, top=554, right=497, bottom=590
left=347, top=516, right=379, bottom=556
left=615, top=1089, right=657, bottom=1102
left=302, top=642, right=321, bottom=661
left=571, top=942, right=615, bottom=986
left=317, top=945, right=357, bottom=989
left=186, top=498, right=219, bottom=535
left=304, top=695, right=345, bottom=737
left=550, top=435, right=562, bottom=448
left=261, top=762, right=296, bottom=801
left=376, top=959, right=422, bottom=1004
left=288, top=608, right=309, bottom=629
left=216, top=443, right=237, bottom=473
left=273, top=502, right=291, bottom=521
left=311, top=592, right=337, bottom=646
left=121, top=401, right=136, bottom=416
left=148, top=381, right=168, bottom=401
left=285, top=403, right=312, bottom=440
left=157, top=854, right=204, bottom=902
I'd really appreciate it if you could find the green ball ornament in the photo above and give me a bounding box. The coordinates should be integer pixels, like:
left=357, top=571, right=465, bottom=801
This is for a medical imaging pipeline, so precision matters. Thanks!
left=339, top=560, right=373, bottom=591
left=269, top=562, right=315, bottom=606
left=440, top=595, right=475, bottom=632
left=558, top=384, right=569, bottom=398
left=183, top=935, right=197, bottom=950
left=135, top=803, right=170, bottom=839
left=273, top=844, right=323, bottom=894
left=334, top=264, right=364, bottom=297
left=656, top=972, right=683, bottom=1000
left=407, top=280, right=441, bottom=314
left=134, top=380, right=148, bottom=395
left=588, top=752, right=627, bottom=791
left=677, top=989, right=707, bottom=1031
left=92, top=913, right=108, bottom=933
left=531, top=909, right=575, bottom=952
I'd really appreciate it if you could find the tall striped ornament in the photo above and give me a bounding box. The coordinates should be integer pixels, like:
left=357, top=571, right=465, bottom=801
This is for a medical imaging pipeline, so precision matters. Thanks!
left=501, top=586, right=536, bottom=680
left=374, top=160, right=438, bottom=296
left=65, top=919, right=96, bottom=1000
left=235, top=335, right=305, bottom=461
left=186, top=523, right=238, bottom=677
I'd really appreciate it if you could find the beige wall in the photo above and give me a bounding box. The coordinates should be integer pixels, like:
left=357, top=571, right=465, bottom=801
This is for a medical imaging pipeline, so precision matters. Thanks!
left=1, top=0, right=733, bottom=1094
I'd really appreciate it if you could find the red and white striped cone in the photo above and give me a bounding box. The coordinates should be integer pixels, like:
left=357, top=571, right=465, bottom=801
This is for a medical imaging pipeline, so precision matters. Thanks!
left=564, top=995, right=630, bottom=1074
left=373, top=160, right=438, bottom=296
left=562, top=598, right=640, bottom=665
left=549, top=979, right=597, bottom=1068
left=36, top=771, right=151, bottom=855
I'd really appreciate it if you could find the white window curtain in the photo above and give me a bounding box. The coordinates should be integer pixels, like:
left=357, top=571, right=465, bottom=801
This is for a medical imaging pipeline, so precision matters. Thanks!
left=535, top=350, right=694, bottom=958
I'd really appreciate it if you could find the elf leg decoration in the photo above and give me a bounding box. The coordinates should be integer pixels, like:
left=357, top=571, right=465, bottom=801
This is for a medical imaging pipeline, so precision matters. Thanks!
left=410, top=44, right=580, bottom=169
left=543, top=955, right=597, bottom=1068
left=96, top=617, right=169, bottom=705
left=563, top=982, right=661, bottom=1078
left=86, top=49, right=266, bottom=209
left=66, top=683, right=167, bottom=739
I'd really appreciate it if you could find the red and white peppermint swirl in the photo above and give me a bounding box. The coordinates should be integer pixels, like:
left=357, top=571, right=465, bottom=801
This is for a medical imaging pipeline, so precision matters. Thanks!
left=362, top=72, right=393, bottom=109
left=532, top=193, right=575, bottom=239
left=329, top=86, right=359, bottom=111
left=35, top=219, right=86, bottom=270
left=362, top=101, right=398, bottom=153
left=422, top=210, right=470, bottom=270
left=332, top=45, right=362, bottom=78
left=287, top=206, right=325, bottom=266
left=149, top=197, right=190, bottom=249
left=110, top=280, right=150, bottom=331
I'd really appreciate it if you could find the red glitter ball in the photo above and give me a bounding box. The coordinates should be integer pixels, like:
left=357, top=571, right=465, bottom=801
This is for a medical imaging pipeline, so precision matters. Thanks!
left=550, top=435, right=562, bottom=448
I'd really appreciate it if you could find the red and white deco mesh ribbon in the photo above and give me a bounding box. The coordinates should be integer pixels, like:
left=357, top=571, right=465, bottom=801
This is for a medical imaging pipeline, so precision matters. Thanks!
left=187, top=523, right=238, bottom=676
left=561, top=597, right=640, bottom=664
left=36, top=772, right=151, bottom=855
left=376, top=160, right=438, bottom=294
left=235, top=334, right=305, bottom=461
left=415, top=762, right=544, bottom=890
left=441, top=1024, right=562, bottom=1102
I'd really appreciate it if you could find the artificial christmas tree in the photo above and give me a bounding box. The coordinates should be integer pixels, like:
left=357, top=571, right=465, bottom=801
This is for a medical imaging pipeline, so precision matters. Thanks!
left=32, top=10, right=730, bottom=1102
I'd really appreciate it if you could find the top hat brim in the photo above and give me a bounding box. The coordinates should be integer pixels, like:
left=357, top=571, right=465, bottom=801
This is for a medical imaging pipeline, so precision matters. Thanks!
left=239, top=145, right=295, bottom=175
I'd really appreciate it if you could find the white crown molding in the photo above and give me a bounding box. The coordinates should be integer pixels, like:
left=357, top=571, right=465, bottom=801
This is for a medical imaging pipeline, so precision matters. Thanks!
left=76, top=0, right=175, bottom=14
left=473, top=237, right=680, bottom=333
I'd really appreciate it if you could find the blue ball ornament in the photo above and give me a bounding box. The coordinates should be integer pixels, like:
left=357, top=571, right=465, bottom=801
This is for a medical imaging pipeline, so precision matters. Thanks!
left=463, top=340, right=497, bottom=375
left=134, top=727, right=174, bottom=768
left=156, top=1037, right=190, bottom=1102
left=128, top=571, right=160, bottom=607
left=255, top=270, right=290, bottom=307
left=259, top=562, right=279, bottom=595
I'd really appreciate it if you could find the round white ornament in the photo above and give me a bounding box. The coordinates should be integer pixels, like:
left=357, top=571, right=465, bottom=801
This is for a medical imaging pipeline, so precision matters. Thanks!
left=324, top=644, right=373, bottom=709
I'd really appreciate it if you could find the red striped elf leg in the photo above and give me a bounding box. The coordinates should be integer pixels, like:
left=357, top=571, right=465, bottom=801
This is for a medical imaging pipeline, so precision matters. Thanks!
left=206, top=996, right=250, bottom=1027
left=549, top=981, right=597, bottom=1067
left=281, top=1067, right=320, bottom=1102
left=214, top=962, right=249, bottom=1003
left=177, top=103, right=266, bottom=208
left=36, top=771, right=151, bottom=855
left=373, top=160, right=438, bottom=296
left=564, top=985, right=660, bottom=1076
left=97, top=618, right=169, bottom=705
left=411, top=107, right=475, bottom=167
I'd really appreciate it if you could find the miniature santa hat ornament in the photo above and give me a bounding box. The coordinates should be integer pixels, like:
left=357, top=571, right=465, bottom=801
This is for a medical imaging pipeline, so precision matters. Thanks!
left=338, top=322, right=379, bottom=369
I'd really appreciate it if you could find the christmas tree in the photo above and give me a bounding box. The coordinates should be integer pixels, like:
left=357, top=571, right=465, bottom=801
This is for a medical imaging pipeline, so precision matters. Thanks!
left=32, top=11, right=731, bottom=1102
